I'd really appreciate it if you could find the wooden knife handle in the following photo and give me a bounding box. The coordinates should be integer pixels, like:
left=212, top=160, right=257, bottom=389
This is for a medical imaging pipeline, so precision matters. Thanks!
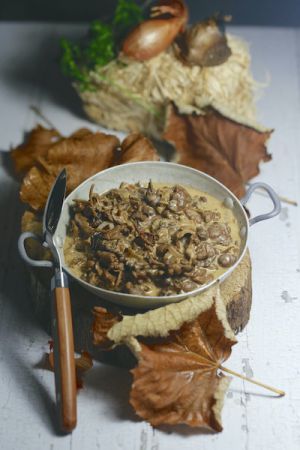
left=52, top=286, right=77, bottom=432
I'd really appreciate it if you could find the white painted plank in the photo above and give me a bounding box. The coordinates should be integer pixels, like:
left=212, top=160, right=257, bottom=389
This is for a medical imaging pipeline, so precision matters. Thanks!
left=0, top=23, right=299, bottom=450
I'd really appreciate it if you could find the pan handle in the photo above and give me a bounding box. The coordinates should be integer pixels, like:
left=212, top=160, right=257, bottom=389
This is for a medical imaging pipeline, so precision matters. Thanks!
left=18, top=232, right=53, bottom=268
left=241, top=182, right=281, bottom=226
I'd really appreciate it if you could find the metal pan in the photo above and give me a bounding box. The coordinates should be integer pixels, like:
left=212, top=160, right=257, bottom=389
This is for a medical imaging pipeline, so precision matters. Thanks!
left=19, top=162, right=281, bottom=308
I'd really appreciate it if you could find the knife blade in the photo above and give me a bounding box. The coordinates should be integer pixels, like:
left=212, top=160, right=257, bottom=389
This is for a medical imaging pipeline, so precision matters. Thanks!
left=44, top=169, right=77, bottom=432
left=43, top=168, right=66, bottom=268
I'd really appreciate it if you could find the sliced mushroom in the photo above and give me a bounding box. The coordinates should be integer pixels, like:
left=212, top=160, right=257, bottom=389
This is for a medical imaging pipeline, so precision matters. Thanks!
left=145, top=180, right=161, bottom=206
left=74, top=213, right=95, bottom=237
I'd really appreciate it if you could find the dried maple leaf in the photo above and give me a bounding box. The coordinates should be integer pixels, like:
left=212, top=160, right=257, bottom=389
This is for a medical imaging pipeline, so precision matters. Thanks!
left=130, top=300, right=236, bottom=431
left=11, top=124, right=61, bottom=174
left=20, top=167, right=57, bottom=211
left=163, top=104, right=272, bottom=198
left=92, top=280, right=283, bottom=430
left=19, top=129, right=120, bottom=210
left=47, top=350, right=93, bottom=390
left=38, top=129, right=120, bottom=187
left=92, top=291, right=237, bottom=431
left=12, top=126, right=159, bottom=211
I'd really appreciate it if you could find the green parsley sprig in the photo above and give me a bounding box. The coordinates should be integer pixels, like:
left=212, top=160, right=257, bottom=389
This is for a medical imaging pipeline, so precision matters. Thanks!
left=60, top=0, right=144, bottom=91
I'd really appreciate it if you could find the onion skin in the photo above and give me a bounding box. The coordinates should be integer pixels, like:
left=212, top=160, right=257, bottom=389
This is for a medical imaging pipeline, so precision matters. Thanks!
left=122, top=0, right=188, bottom=61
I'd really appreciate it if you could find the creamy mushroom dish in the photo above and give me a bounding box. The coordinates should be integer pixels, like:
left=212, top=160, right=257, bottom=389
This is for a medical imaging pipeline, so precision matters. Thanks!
left=64, top=182, right=241, bottom=296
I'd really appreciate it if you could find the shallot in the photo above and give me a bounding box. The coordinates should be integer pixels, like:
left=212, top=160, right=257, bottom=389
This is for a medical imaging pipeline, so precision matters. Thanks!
left=122, top=0, right=188, bottom=61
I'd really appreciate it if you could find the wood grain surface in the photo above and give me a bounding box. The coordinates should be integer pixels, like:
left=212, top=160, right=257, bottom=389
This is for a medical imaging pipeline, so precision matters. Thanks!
left=0, top=23, right=299, bottom=450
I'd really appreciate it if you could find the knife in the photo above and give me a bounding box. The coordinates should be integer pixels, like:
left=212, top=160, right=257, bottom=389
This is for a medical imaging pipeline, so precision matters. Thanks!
left=44, top=168, right=77, bottom=432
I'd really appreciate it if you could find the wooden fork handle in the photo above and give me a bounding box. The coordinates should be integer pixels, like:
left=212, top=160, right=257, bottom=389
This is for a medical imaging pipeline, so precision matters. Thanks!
left=52, top=283, right=77, bottom=432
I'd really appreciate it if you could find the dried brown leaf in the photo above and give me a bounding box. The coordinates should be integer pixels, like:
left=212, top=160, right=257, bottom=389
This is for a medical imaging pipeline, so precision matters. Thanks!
left=92, top=285, right=238, bottom=350
left=92, top=291, right=236, bottom=431
left=130, top=300, right=236, bottom=431
left=13, top=126, right=159, bottom=211
left=21, top=210, right=43, bottom=234
left=163, top=104, right=272, bottom=198
left=11, top=125, right=61, bottom=174
left=21, top=210, right=52, bottom=261
left=93, top=307, right=122, bottom=349
left=20, top=167, right=55, bottom=211
left=75, top=351, right=93, bottom=372
left=114, top=133, right=160, bottom=165
left=19, top=130, right=120, bottom=210
left=75, top=351, right=93, bottom=389
left=39, top=130, right=119, bottom=188
left=47, top=350, right=93, bottom=390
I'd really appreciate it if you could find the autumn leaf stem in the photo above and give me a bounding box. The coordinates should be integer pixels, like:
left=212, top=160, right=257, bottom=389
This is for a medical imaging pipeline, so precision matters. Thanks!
left=30, top=105, right=62, bottom=135
left=220, top=365, right=285, bottom=396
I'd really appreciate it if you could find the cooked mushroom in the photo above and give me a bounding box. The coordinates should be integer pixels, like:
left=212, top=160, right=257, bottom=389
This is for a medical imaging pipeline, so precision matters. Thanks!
left=180, top=19, right=232, bottom=67
left=145, top=180, right=161, bottom=206
left=65, top=181, right=240, bottom=296
left=196, top=242, right=215, bottom=260
left=218, top=253, right=236, bottom=268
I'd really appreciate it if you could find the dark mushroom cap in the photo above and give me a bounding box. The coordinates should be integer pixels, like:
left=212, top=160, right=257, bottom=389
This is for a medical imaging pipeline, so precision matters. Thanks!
left=180, top=19, right=232, bottom=67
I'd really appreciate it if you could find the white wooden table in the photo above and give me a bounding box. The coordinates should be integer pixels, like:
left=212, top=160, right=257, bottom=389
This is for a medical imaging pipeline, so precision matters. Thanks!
left=0, top=23, right=300, bottom=450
